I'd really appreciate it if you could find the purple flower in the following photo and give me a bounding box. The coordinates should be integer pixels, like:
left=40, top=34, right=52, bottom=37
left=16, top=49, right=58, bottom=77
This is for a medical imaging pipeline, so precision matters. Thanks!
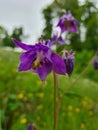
left=13, top=39, right=66, bottom=81
left=27, top=124, right=36, bottom=130
left=93, top=59, right=98, bottom=70
left=62, top=50, right=75, bottom=76
left=57, top=11, right=79, bottom=33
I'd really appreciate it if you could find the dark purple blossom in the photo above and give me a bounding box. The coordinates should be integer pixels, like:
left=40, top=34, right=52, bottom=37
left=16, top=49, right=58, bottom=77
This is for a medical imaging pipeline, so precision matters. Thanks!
left=93, top=59, right=98, bottom=70
left=57, top=11, right=79, bottom=33
left=13, top=39, right=66, bottom=81
left=62, top=50, right=75, bottom=76
left=27, top=124, right=36, bottom=130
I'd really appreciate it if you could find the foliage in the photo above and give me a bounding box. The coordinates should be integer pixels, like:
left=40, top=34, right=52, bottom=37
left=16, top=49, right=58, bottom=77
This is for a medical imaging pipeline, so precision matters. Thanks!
left=0, top=26, right=25, bottom=48
left=0, top=48, right=98, bottom=130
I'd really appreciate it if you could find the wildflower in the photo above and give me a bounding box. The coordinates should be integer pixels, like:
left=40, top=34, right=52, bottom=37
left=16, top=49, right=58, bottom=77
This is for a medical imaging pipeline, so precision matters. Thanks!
left=13, top=39, right=66, bottom=81
left=67, top=105, right=73, bottom=111
left=57, top=11, right=79, bottom=33
left=17, top=93, right=24, bottom=99
left=62, top=50, right=75, bottom=76
left=20, top=118, right=27, bottom=124
left=75, top=108, right=80, bottom=113
left=80, top=123, right=85, bottom=129
left=93, top=59, right=98, bottom=70
left=88, top=111, right=93, bottom=116
left=81, top=100, right=87, bottom=108
left=27, top=124, right=36, bottom=130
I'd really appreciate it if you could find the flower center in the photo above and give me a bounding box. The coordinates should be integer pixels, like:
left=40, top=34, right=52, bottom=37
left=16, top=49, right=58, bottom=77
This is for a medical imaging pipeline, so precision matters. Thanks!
left=32, top=51, right=44, bottom=70
left=32, top=59, right=41, bottom=69
left=65, top=20, right=71, bottom=29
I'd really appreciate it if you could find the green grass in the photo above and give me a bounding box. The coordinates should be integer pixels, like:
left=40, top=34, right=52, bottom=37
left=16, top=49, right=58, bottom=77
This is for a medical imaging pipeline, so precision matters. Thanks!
left=0, top=48, right=98, bottom=130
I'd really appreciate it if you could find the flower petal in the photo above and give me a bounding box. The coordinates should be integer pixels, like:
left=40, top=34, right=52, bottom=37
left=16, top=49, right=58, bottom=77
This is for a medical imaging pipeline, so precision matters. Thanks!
left=58, top=36, right=65, bottom=44
left=51, top=53, right=66, bottom=75
left=31, top=62, right=52, bottom=81
left=13, top=39, right=35, bottom=50
left=19, top=51, right=36, bottom=71
left=64, top=58, right=74, bottom=76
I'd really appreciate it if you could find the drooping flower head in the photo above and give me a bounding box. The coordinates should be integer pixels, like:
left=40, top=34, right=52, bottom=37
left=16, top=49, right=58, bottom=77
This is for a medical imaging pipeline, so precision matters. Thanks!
left=93, top=50, right=98, bottom=70
left=93, top=59, right=98, bottom=70
left=57, top=11, right=79, bottom=33
left=62, top=50, right=75, bottom=76
left=13, top=38, right=66, bottom=81
left=27, top=124, right=36, bottom=130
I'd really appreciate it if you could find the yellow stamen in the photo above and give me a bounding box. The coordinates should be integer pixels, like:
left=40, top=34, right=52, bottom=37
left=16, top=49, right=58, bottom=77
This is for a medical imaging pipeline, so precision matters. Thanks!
left=32, top=59, right=40, bottom=69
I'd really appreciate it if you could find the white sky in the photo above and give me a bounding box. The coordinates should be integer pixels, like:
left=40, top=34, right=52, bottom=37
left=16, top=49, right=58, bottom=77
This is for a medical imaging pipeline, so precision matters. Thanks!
left=0, top=0, right=53, bottom=43
left=0, top=0, right=97, bottom=44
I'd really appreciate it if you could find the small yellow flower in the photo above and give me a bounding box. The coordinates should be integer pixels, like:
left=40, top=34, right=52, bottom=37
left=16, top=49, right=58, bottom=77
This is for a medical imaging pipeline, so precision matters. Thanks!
left=20, top=118, right=27, bottom=124
left=75, top=108, right=80, bottom=113
left=88, top=111, right=93, bottom=116
left=81, top=100, right=87, bottom=107
left=67, top=105, right=73, bottom=111
left=37, top=92, right=44, bottom=98
left=80, top=123, right=85, bottom=129
left=17, top=93, right=24, bottom=99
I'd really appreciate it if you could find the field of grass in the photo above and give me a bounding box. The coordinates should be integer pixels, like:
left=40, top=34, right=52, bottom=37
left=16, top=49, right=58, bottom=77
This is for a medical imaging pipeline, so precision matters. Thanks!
left=0, top=48, right=98, bottom=130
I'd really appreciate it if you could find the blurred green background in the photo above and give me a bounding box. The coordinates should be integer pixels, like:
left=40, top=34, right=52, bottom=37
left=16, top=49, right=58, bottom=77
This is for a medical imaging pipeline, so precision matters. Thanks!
left=0, top=0, right=98, bottom=130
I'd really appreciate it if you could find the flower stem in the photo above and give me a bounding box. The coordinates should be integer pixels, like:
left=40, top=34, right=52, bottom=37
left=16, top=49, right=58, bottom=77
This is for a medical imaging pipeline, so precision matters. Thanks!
left=53, top=71, right=61, bottom=130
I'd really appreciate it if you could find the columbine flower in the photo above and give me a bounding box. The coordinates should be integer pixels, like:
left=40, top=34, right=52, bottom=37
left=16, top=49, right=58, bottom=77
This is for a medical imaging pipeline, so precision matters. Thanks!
left=57, top=11, right=79, bottom=33
left=13, top=39, right=66, bottom=81
left=62, top=50, right=75, bottom=76
left=27, top=124, right=36, bottom=130
left=93, top=59, right=98, bottom=70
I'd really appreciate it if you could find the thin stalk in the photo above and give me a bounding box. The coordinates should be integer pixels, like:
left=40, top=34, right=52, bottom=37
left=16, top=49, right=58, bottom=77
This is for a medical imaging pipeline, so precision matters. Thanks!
left=53, top=71, right=60, bottom=130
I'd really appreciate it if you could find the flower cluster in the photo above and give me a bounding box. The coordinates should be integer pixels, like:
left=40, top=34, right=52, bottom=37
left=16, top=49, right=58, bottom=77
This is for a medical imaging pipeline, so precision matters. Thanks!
left=13, top=11, right=79, bottom=81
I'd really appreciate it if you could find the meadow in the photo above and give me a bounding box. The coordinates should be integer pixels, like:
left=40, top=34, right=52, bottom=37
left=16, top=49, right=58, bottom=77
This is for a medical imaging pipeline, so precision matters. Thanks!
left=0, top=48, right=98, bottom=130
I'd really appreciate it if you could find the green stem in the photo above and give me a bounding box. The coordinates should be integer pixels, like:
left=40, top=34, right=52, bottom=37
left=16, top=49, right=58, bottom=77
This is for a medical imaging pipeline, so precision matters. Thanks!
left=53, top=71, right=60, bottom=130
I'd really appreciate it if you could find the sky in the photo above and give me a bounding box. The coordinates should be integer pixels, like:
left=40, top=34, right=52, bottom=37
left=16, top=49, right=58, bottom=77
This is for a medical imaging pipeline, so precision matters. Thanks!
left=0, top=0, right=53, bottom=43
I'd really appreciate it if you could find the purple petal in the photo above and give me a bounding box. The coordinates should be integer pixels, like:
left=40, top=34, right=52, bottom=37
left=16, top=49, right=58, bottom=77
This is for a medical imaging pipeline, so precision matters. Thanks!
left=51, top=53, right=66, bottom=75
left=64, top=58, right=74, bottom=76
left=58, top=36, right=65, bottom=44
left=31, top=61, right=52, bottom=81
left=70, top=21, right=78, bottom=32
left=19, top=51, right=36, bottom=71
left=13, top=39, right=35, bottom=50
left=27, top=124, right=36, bottom=130
left=93, top=59, right=98, bottom=70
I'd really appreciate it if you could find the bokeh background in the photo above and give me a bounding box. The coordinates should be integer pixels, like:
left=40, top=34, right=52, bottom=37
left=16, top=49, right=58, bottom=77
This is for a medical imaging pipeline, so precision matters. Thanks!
left=0, top=0, right=98, bottom=130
